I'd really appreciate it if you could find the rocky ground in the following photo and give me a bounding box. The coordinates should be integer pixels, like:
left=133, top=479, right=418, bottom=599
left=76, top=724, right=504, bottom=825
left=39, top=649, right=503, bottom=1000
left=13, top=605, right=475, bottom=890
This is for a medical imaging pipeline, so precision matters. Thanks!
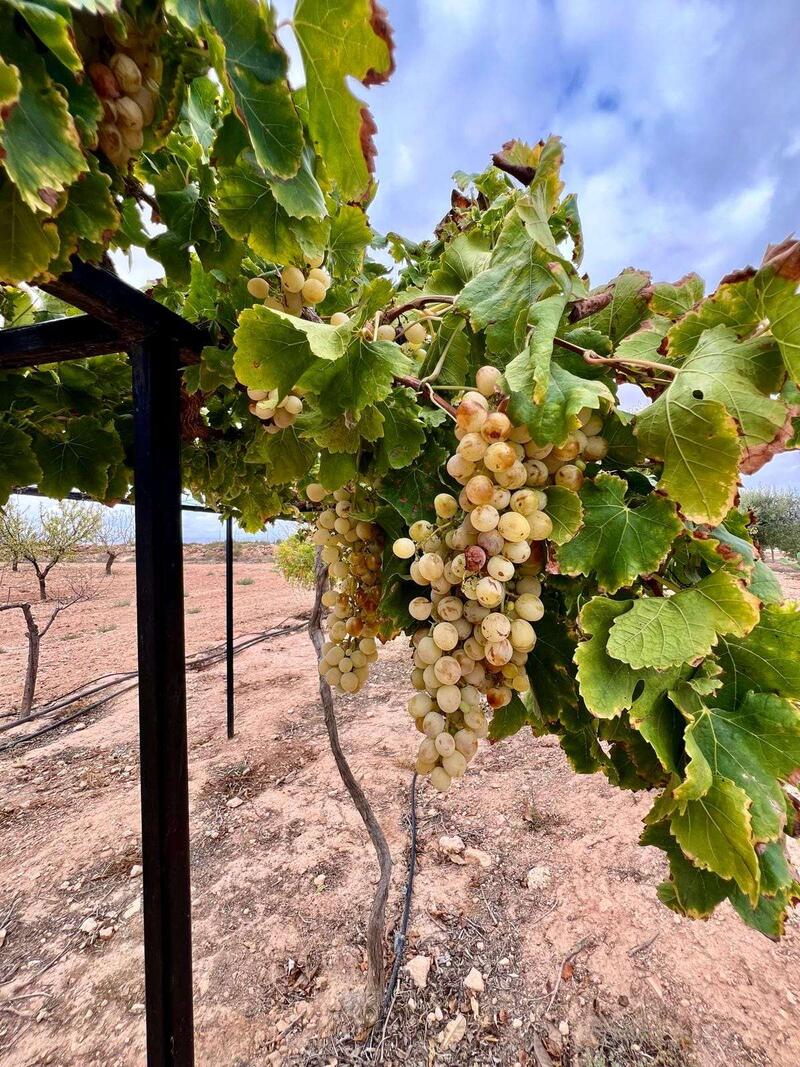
left=0, top=555, right=798, bottom=1066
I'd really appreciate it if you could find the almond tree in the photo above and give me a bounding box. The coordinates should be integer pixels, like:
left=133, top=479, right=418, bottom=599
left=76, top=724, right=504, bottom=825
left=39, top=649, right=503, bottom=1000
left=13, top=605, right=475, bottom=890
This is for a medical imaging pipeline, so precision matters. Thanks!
left=0, top=500, right=101, bottom=601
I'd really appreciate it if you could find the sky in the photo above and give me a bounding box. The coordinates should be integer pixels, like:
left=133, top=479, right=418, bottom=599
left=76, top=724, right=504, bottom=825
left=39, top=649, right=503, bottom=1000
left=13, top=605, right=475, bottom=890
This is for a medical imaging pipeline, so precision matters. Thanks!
left=117, top=0, right=800, bottom=499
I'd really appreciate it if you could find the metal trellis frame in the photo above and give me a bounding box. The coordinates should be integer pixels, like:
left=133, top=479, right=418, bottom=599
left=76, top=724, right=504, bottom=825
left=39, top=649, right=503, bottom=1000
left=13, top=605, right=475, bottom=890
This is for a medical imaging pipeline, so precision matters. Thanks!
left=0, top=257, right=214, bottom=1067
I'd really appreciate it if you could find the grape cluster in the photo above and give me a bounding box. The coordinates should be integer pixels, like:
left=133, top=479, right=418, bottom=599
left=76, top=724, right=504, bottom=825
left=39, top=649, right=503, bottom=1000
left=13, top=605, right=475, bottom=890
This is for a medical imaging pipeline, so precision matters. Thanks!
left=393, top=365, right=608, bottom=793
left=247, top=262, right=332, bottom=318
left=246, top=386, right=303, bottom=433
left=307, top=484, right=384, bottom=695
left=78, top=15, right=162, bottom=169
left=325, top=310, right=429, bottom=360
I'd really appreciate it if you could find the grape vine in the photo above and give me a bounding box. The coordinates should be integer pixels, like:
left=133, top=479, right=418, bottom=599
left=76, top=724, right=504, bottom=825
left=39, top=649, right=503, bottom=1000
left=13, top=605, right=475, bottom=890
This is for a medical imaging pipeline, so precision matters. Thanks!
left=1, top=1, right=799, bottom=942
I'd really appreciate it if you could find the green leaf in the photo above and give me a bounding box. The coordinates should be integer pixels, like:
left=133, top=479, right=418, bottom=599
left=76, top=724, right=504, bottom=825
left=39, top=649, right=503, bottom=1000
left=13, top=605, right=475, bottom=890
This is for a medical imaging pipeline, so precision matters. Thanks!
left=318, top=450, right=357, bottom=491
left=641, top=821, right=730, bottom=919
left=457, top=210, right=562, bottom=355
left=218, top=151, right=328, bottom=262
left=503, top=293, right=568, bottom=405
left=0, top=420, right=41, bottom=502
left=666, top=272, right=761, bottom=358
left=542, top=484, right=583, bottom=546
left=607, top=569, right=760, bottom=670
left=584, top=269, right=652, bottom=344
left=679, top=692, right=800, bottom=842
left=50, top=161, right=120, bottom=277
left=716, top=602, right=800, bottom=704
left=634, top=389, right=741, bottom=526
left=754, top=239, right=800, bottom=383
left=185, top=75, right=219, bottom=156
left=427, top=231, right=491, bottom=294
left=266, top=145, right=326, bottom=221
left=557, top=474, right=681, bottom=593
left=167, top=0, right=303, bottom=178
left=575, top=597, right=685, bottom=772
left=0, top=15, right=87, bottom=213
left=730, top=843, right=800, bottom=939
left=669, top=777, right=759, bottom=902
left=293, top=0, right=394, bottom=201
left=298, top=405, right=384, bottom=454
left=310, top=337, right=413, bottom=419
left=32, top=415, right=123, bottom=499
left=0, top=57, right=21, bottom=108
left=509, top=361, right=613, bottom=448
left=234, top=306, right=347, bottom=397
left=244, top=423, right=315, bottom=483
left=489, top=693, right=533, bottom=740
left=374, top=387, right=444, bottom=473
left=650, top=273, right=704, bottom=320
left=669, top=326, right=786, bottom=446
left=326, top=204, right=372, bottom=275
left=0, top=177, right=60, bottom=284
left=379, top=439, right=449, bottom=523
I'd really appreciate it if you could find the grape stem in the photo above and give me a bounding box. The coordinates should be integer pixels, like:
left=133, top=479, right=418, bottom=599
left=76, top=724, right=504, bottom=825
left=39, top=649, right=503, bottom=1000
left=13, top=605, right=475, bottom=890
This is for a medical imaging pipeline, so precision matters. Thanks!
left=553, top=335, right=678, bottom=376
left=383, top=294, right=456, bottom=323
left=395, top=375, right=458, bottom=419
left=308, top=551, right=392, bottom=1022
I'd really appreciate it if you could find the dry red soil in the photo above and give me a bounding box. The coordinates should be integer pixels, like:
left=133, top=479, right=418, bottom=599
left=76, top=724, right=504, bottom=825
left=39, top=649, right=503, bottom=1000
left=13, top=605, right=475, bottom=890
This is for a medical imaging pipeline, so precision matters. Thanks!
left=1, top=551, right=798, bottom=1066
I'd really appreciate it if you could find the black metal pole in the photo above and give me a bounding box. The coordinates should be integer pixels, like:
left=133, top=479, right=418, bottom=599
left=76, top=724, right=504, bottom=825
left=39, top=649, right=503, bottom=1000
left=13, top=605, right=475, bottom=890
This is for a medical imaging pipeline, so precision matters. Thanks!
left=131, top=337, right=195, bottom=1067
left=225, top=515, right=235, bottom=739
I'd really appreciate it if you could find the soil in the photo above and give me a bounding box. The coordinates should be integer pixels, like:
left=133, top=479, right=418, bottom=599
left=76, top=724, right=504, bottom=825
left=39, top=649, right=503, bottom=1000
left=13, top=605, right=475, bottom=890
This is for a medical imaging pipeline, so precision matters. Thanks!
left=0, top=554, right=798, bottom=1066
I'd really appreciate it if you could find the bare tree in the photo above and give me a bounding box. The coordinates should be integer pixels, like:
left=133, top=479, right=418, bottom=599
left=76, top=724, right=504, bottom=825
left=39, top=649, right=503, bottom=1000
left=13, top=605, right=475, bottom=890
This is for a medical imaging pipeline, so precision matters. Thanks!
left=93, top=506, right=135, bottom=575
left=0, top=499, right=101, bottom=600
left=1, top=566, right=106, bottom=717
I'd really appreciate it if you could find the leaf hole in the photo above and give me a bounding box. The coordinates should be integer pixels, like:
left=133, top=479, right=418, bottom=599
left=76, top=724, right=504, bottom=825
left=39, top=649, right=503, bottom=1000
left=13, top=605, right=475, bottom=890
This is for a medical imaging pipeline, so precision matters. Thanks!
left=631, top=680, right=645, bottom=702
left=691, top=388, right=704, bottom=400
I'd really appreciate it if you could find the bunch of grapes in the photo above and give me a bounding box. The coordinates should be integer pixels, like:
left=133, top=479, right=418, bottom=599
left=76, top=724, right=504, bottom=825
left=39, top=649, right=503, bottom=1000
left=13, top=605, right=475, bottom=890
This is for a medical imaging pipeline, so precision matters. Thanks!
left=393, top=365, right=608, bottom=793
left=325, top=309, right=429, bottom=360
left=247, top=262, right=332, bottom=318
left=246, top=386, right=303, bottom=433
left=307, top=483, right=384, bottom=695
left=77, top=14, right=163, bottom=169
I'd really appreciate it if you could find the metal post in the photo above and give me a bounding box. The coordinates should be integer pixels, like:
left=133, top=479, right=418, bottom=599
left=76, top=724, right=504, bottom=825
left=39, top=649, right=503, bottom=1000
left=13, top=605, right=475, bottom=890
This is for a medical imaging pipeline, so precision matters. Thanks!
left=131, top=337, right=195, bottom=1067
left=225, top=515, right=235, bottom=739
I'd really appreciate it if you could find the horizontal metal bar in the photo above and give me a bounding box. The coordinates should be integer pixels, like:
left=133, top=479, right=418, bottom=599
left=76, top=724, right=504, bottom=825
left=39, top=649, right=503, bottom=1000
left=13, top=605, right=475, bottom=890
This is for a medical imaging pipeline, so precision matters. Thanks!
left=12, top=486, right=221, bottom=515
left=0, top=316, right=134, bottom=369
left=40, top=258, right=210, bottom=352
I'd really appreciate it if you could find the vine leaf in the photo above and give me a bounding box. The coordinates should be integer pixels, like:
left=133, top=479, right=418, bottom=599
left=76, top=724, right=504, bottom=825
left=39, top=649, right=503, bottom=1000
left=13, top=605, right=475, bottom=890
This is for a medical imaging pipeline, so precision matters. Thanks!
left=293, top=0, right=395, bottom=202
left=318, top=450, right=357, bottom=491
left=326, top=204, right=373, bottom=276
left=32, top=416, right=124, bottom=500
left=374, top=388, right=445, bottom=473
left=668, top=326, right=786, bottom=446
left=583, top=269, right=652, bottom=344
left=426, top=231, right=491, bottom=294
left=666, top=271, right=761, bottom=358
left=640, top=821, right=730, bottom=919
left=649, top=273, right=705, bottom=321
left=503, top=293, right=567, bottom=405
left=729, top=843, right=800, bottom=939
left=0, top=178, right=60, bottom=284
left=245, top=424, right=316, bottom=483
left=557, top=474, right=681, bottom=593
left=456, top=210, right=562, bottom=355
left=755, top=238, right=800, bottom=383
left=575, top=597, right=685, bottom=772
left=309, top=337, right=413, bottom=418
left=716, top=602, right=800, bottom=704
left=542, top=484, right=583, bottom=546
left=167, top=0, right=303, bottom=179
left=510, top=361, right=613, bottom=449
left=0, top=421, right=41, bottom=503
left=634, top=389, right=741, bottom=527
left=674, top=692, right=800, bottom=842
left=233, top=306, right=347, bottom=397
left=0, top=16, right=87, bottom=213
left=606, top=569, right=760, bottom=670
left=669, top=777, right=760, bottom=902
left=0, top=57, right=21, bottom=109
left=489, top=693, right=533, bottom=740
left=50, top=161, right=120, bottom=278
left=379, top=439, right=449, bottom=523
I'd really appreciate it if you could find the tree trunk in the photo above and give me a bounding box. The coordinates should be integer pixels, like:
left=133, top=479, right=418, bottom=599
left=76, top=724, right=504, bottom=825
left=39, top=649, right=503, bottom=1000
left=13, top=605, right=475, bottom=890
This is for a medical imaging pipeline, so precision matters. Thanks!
left=20, top=605, right=40, bottom=717
left=105, top=551, right=117, bottom=576
left=12, top=558, right=18, bottom=573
